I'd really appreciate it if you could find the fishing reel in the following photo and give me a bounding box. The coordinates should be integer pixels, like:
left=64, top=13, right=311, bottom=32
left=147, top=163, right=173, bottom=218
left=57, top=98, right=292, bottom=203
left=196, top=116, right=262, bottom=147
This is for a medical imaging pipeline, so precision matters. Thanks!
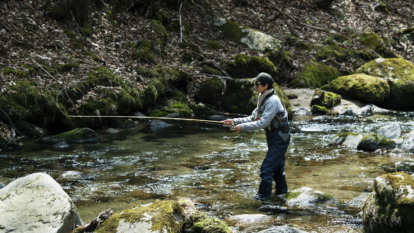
left=230, top=123, right=236, bottom=130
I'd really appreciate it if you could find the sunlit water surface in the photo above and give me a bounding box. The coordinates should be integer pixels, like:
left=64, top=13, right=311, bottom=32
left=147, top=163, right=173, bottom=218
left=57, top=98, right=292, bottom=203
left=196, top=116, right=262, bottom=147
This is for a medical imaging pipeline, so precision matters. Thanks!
left=2, top=113, right=414, bottom=232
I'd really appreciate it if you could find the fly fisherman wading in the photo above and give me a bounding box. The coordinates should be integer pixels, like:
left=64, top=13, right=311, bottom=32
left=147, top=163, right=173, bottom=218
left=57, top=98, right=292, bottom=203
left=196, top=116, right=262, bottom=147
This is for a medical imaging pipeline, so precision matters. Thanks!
left=222, top=72, right=291, bottom=201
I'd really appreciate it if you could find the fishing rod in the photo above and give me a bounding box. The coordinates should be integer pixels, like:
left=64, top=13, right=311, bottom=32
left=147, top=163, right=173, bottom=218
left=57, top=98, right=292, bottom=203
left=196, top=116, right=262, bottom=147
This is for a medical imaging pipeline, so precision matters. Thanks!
left=68, top=115, right=237, bottom=130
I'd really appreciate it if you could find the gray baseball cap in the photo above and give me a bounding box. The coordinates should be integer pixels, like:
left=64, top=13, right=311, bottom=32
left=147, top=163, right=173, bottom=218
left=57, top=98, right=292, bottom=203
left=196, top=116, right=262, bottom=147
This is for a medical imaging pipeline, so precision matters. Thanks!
left=255, top=72, right=274, bottom=88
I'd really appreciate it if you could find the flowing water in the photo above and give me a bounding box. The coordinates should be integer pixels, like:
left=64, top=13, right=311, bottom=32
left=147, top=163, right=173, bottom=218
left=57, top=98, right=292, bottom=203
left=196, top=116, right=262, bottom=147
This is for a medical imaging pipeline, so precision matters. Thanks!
left=1, top=112, right=414, bottom=232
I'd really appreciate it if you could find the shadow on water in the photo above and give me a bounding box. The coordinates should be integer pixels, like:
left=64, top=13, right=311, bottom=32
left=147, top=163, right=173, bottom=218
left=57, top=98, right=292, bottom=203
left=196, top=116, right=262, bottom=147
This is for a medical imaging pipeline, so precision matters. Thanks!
left=1, top=116, right=414, bottom=232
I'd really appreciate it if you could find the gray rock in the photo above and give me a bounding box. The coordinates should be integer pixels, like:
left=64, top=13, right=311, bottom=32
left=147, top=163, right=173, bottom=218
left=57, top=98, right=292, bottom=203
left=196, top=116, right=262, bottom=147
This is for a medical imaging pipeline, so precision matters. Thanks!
left=338, top=107, right=353, bottom=116
left=354, top=105, right=373, bottom=116
left=43, top=128, right=99, bottom=144
left=0, top=182, right=4, bottom=190
left=257, top=225, right=308, bottom=233
left=357, top=134, right=396, bottom=151
left=107, top=128, right=120, bottom=134
left=395, top=159, right=414, bottom=174
left=330, top=133, right=363, bottom=148
left=292, top=107, right=312, bottom=116
left=391, top=148, right=405, bottom=155
left=0, top=173, right=82, bottom=233
left=401, top=130, right=414, bottom=152
left=279, top=187, right=334, bottom=207
left=229, top=214, right=272, bottom=224
left=58, top=171, right=84, bottom=182
left=393, top=138, right=404, bottom=146
left=150, top=120, right=169, bottom=129
left=53, top=142, right=69, bottom=150
left=376, top=122, right=401, bottom=139
left=209, top=115, right=227, bottom=121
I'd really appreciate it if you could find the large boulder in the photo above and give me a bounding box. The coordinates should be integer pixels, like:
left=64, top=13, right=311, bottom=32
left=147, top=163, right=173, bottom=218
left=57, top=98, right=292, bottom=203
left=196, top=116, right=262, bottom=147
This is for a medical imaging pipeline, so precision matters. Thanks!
left=329, top=132, right=363, bottom=148
left=376, top=122, right=401, bottom=139
left=279, top=187, right=334, bottom=207
left=42, top=128, right=99, bottom=143
left=214, top=18, right=282, bottom=52
left=357, top=133, right=396, bottom=151
left=0, top=173, right=82, bottom=233
left=194, top=77, right=224, bottom=105
left=310, top=89, right=341, bottom=108
left=96, top=200, right=184, bottom=233
left=363, top=172, right=414, bottom=233
left=222, top=79, right=292, bottom=119
left=225, top=54, right=277, bottom=80
left=290, top=62, right=341, bottom=88
left=355, top=58, right=414, bottom=110
left=322, top=73, right=390, bottom=105
left=400, top=130, right=414, bottom=152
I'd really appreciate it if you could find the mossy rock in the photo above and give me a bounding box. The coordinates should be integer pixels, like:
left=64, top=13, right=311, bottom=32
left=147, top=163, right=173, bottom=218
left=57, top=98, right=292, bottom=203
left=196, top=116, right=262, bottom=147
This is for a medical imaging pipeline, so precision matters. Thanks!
left=189, top=104, right=217, bottom=117
left=281, top=187, right=334, bottom=207
left=150, top=110, right=169, bottom=117
left=226, top=54, right=277, bottom=80
left=42, top=128, right=99, bottom=144
left=286, top=94, right=298, bottom=99
left=222, top=79, right=292, bottom=119
left=374, top=4, right=389, bottom=14
left=205, top=40, right=225, bottom=50
left=355, top=58, right=414, bottom=109
left=55, top=60, right=80, bottom=72
left=311, top=105, right=328, bottom=115
left=290, top=62, right=341, bottom=88
left=359, top=32, right=382, bottom=50
left=310, top=89, right=341, bottom=108
left=357, top=133, right=396, bottom=151
left=133, top=48, right=158, bottom=64
left=96, top=200, right=184, bottom=233
left=194, top=77, right=224, bottom=105
left=151, top=20, right=169, bottom=44
left=81, top=22, right=92, bottom=37
left=213, top=17, right=282, bottom=52
left=14, top=121, right=46, bottom=137
left=265, top=50, right=293, bottom=77
left=201, top=65, right=221, bottom=75
left=315, top=43, right=376, bottom=68
left=321, top=73, right=390, bottom=105
left=136, top=40, right=153, bottom=50
left=286, top=36, right=310, bottom=50
left=329, top=132, right=362, bottom=147
left=363, top=172, right=414, bottom=233
left=183, top=212, right=232, bottom=233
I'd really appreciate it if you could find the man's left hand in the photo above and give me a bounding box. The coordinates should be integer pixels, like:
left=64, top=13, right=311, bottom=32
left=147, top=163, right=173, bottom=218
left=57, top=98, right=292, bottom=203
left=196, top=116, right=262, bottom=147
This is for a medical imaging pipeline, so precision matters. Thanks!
left=234, top=125, right=242, bottom=133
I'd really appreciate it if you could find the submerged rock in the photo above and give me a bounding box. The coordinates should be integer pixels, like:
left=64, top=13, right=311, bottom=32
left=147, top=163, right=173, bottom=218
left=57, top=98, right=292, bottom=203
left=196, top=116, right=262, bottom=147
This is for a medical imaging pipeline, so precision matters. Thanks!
left=57, top=171, right=93, bottom=182
left=0, top=173, right=82, bottom=233
left=395, top=159, right=414, bottom=174
left=279, top=187, right=334, bottom=207
left=363, top=172, right=414, bottom=233
left=321, top=73, right=390, bottom=105
left=107, top=128, right=120, bottom=134
left=96, top=200, right=184, bottom=233
left=376, top=122, right=401, bottom=139
left=53, top=141, right=70, bottom=150
left=258, top=225, right=308, bottom=233
left=330, top=132, right=363, bottom=148
left=150, top=120, right=169, bottom=129
left=357, top=133, right=396, bottom=151
left=311, top=105, right=328, bottom=115
left=214, top=17, right=282, bottom=52
left=43, top=128, right=99, bottom=144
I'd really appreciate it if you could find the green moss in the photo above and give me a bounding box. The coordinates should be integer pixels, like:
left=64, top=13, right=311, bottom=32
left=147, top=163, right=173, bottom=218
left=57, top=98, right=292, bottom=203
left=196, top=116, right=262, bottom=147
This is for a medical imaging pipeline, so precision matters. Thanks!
left=83, top=50, right=103, bottom=63
left=179, top=42, right=201, bottom=53
left=183, top=212, right=231, bottom=233
left=40, top=63, right=55, bottom=75
left=55, top=60, right=80, bottom=72
left=194, top=77, right=224, bottom=105
left=358, top=133, right=396, bottom=151
left=375, top=4, right=389, bottom=14
left=133, top=48, right=158, bottom=64
left=201, top=65, right=221, bottom=75
left=190, top=104, right=216, bottom=116
left=286, top=36, right=310, bottom=50
left=137, top=40, right=153, bottom=50
left=284, top=191, right=301, bottom=200
left=42, top=128, right=99, bottom=143
left=322, top=74, right=390, bottom=105
left=311, top=105, right=328, bottom=115
left=96, top=200, right=184, bottom=233
left=81, top=22, right=92, bottom=36
left=355, top=58, right=414, bottom=109
left=265, top=50, right=293, bottom=77
left=287, top=94, right=298, bottom=99
left=3, top=68, right=34, bottom=77
left=214, top=19, right=249, bottom=46
left=359, top=32, right=382, bottom=50
left=64, top=29, right=83, bottom=49
left=151, top=20, right=169, bottom=44
left=150, top=110, right=169, bottom=117
left=310, top=89, right=341, bottom=108
left=205, top=40, right=225, bottom=50
left=274, top=84, right=293, bottom=120
left=291, top=62, right=341, bottom=88
left=226, top=54, right=276, bottom=80
left=330, top=34, right=350, bottom=43
left=316, top=43, right=375, bottom=66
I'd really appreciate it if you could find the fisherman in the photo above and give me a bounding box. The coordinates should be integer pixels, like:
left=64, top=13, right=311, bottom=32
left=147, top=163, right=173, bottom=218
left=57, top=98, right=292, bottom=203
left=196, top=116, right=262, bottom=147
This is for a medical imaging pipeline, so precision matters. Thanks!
left=222, top=72, right=290, bottom=201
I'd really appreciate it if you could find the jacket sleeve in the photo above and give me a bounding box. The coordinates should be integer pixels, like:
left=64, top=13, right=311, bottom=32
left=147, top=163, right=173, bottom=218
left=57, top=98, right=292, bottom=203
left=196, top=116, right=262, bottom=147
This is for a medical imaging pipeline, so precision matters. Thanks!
left=239, top=99, right=277, bottom=132
left=233, top=108, right=257, bottom=124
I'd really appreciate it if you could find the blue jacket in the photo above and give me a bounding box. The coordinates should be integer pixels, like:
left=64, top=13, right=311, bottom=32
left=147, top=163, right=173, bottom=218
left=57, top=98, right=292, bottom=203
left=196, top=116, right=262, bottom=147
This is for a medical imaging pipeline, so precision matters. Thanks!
left=233, top=93, right=288, bottom=132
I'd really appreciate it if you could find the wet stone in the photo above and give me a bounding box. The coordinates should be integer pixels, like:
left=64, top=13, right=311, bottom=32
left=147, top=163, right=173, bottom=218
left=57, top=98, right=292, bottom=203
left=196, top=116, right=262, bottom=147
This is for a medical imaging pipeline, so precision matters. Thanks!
left=42, top=128, right=99, bottom=144
left=257, top=225, right=308, bottom=233
left=337, top=107, right=353, bottom=116
left=400, top=130, right=414, bottom=152
left=279, top=187, right=334, bottom=207
left=107, top=128, right=120, bottom=134
left=58, top=171, right=84, bottom=182
left=150, top=120, right=169, bottom=129
left=395, top=159, right=414, bottom=174
left=376, top=122, right=401, bottom=139
left=391, top=148, right=405, bottom=154
left=354, top=105, right=373, bottom=116
left=53, top=142, right=69, bottom=150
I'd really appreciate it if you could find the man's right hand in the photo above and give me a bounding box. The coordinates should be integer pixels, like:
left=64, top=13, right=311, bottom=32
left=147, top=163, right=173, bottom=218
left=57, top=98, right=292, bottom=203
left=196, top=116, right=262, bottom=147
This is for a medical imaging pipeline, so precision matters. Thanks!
left=222, top=119, right=235, bottom=125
